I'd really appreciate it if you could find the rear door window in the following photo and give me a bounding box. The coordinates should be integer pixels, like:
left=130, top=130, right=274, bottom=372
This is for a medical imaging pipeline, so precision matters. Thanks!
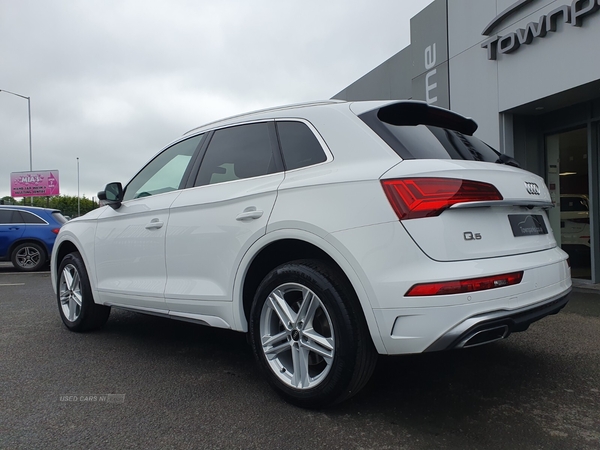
left=0, top=210, right=24, bottom=224
left=195, top=123, right=280, bottom=186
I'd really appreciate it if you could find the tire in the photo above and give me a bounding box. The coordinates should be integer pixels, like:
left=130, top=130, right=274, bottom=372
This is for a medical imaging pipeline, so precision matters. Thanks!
left=11, top=242, right=47, bottom=272
left=57, top=252, right=110, bottom=332
left=249, top=259, right=377, bottom=408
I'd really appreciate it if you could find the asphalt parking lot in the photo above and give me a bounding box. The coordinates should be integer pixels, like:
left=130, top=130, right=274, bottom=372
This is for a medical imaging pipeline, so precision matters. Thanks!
left=1, top=263, right=599, bottom=450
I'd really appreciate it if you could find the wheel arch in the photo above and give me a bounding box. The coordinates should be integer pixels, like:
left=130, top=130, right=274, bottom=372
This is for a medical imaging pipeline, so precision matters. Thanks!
left=234, top=230, right=386, bottom=353
left=53, top=240, right=81, bottom=273
left=50, top=238, right=86, bottom=294
left=9, top=238, right=50, bottom=260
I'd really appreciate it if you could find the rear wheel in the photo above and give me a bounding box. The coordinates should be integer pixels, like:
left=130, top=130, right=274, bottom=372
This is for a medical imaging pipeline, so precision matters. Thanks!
left=11, top=242, right=46, bottom=272
left=57, top=252, right=110, bottom=332
left=249, top=260, right=377, bottom=408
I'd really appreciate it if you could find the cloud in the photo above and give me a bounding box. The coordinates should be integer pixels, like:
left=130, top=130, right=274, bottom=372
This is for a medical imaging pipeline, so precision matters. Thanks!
left=0, top=0, right=433, bottom=199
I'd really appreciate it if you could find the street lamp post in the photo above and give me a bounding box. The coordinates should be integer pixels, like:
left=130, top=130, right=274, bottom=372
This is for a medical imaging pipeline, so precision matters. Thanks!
left=77, top=157, right=80, bottom=217
left=0, top=89, right=33, bottom=205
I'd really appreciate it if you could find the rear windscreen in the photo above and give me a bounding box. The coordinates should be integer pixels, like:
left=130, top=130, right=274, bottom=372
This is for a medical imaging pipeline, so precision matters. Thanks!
left=365, top=120, right=503, bottom=163
left=359, top=106, right=512, bottom=164
left=52, top=211, right=68, bottom=224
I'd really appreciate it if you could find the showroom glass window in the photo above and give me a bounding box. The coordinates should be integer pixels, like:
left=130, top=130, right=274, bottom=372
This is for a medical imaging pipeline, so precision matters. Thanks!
left=123, top=134, right=204, bottom=201
left=276, top=121, right=327, bottom=170
left=195, top=123, right=278, bottom=186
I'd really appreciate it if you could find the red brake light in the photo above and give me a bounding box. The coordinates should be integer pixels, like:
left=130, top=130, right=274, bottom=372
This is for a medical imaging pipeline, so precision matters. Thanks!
left=381, top=178, right=503, bottom=220
left=406, top=271, right=523, bottom=296
left=51, top=228, right=60, bottom=234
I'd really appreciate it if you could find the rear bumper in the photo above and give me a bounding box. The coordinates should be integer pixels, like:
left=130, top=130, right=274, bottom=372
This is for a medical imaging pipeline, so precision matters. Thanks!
left=424, top=288, right=571, bottom=352
left=332, top=221, right=572, bottom=355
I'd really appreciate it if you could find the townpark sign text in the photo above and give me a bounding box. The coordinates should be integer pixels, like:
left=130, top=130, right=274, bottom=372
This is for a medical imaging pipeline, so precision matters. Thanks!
left=481, top=0, right=600, bottom=60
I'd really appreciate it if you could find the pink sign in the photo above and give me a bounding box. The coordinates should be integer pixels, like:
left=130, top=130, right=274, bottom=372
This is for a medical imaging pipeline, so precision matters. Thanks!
left=10, top=170, right=60, bottom=197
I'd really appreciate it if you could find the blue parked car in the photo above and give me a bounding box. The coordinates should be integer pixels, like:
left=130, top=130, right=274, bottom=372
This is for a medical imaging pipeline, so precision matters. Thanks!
left=0, top=205, right=67, bottom=271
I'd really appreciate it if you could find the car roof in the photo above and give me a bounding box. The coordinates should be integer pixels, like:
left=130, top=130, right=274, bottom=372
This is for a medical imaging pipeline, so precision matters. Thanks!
left=183, top=100, right=344, bottom=135
left=0, top=205, right=60, bottom=213
left=182, top=99, right=477, bottom=136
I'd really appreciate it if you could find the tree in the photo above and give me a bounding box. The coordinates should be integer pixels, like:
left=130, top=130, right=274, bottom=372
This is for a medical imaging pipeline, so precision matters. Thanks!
left=17, top=195, right=99, bottom=217
left=1, top=196, right=17, bottom=205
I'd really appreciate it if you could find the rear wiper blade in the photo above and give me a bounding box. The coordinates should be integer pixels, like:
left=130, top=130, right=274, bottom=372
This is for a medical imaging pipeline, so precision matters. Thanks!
left=495, top=153, right=520, bottom=168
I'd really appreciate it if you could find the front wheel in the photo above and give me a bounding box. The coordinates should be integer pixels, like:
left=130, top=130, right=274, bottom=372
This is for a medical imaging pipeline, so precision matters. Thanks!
left=57, top=252, right=110, bottom=332
left=249, top=260, right=377, bottom=408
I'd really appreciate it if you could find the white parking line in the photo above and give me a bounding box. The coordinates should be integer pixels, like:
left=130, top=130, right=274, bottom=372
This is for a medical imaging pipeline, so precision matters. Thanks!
left=0, top=283, right=25, bottom=286
left=0, top=271, right=50, bottom=275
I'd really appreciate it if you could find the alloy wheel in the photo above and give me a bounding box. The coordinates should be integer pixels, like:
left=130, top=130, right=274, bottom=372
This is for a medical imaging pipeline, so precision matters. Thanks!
left=59, top=264, right=82, bottom=322
left=15, top=246, right=42, bottom=269
left=259, top=282, right=335, bottom=389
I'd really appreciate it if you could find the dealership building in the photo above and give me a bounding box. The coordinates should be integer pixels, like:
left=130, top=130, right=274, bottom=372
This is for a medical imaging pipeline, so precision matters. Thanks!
left=334, top=0, right=600, bottom=283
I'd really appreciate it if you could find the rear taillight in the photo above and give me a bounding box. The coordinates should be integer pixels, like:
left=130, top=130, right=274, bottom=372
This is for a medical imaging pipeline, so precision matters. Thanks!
left=51, top=228, right=60, bottom=234
left=405, top=271, right=523, bottom=296
left=381, top=178, right=503, bottom=220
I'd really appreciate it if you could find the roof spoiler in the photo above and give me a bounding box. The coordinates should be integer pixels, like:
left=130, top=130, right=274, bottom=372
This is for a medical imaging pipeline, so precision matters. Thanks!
left=374, top=102, right=478, bottom=136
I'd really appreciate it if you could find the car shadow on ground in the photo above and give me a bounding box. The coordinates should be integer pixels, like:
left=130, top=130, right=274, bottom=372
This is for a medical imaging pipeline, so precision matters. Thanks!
left=0, top=261, right=50, bottom=273
left=46, top=303, right=597, bottom=447
left=95, top=308, right=558, bottom=412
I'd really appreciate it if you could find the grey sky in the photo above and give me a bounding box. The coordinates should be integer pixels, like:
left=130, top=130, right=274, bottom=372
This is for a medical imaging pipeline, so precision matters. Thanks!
left=0, top=0, right=433, bottom=200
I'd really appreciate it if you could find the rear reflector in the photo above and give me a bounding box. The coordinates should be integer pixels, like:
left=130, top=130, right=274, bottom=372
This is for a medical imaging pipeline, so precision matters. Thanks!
left=381, top=178, right=503, bottom=220
left=405, top=271, right=524, bottom=296
left=51, top=228, right=60, bottom=234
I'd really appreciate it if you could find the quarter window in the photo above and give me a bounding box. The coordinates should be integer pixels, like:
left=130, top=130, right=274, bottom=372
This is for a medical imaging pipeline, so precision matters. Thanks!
left=195, top=123, right=278, bottom=186
left=20, top=211, right=46, bottom=224
left=123, top=134, right=204, bottom=201
left=276, top=121, right=327, bottom=170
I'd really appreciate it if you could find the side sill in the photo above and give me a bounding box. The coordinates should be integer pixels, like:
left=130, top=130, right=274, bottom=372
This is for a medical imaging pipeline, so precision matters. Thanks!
left=105, top=303, right=232, bottom=329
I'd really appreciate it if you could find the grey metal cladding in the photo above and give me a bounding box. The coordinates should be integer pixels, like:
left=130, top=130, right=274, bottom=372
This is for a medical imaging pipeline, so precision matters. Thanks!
left=410, top=0, right=448, bottom=79
left=331, top=47, right=413, bottom=101
left=411, top=61, right=450, bottom=109
left=482, top=0, right=536, bottom=35
left=410, top=0, right=450, bottom=108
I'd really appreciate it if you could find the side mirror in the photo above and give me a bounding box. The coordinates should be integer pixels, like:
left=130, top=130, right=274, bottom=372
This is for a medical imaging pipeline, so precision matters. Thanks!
left=98, top=182, right=124, bottom=209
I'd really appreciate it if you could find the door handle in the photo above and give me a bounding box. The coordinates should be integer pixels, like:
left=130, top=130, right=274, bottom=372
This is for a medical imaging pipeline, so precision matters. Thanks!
left=236, top=207, right=264, bottom=221
left=145, top=219, right=164, bottom=230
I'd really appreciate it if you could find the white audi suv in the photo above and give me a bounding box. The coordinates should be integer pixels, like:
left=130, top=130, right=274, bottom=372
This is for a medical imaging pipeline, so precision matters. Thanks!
left=51, top=100, right=571, bottom=407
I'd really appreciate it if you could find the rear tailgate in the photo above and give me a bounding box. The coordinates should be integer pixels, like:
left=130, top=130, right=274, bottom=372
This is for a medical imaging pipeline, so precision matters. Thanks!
left=381, top=159, right=556, bottom=262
